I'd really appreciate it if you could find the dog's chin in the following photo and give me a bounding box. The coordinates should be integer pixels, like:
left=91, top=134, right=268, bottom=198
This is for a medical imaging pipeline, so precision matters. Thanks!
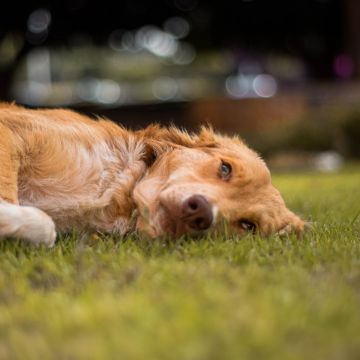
left=134, top=205, right=172, bottom=238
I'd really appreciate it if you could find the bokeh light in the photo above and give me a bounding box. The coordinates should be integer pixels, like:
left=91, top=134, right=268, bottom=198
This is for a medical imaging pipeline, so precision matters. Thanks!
left=152, top=77, right=178, bottom=101
left=164, top=17, right=190, bottom=39
left=252, top=74, right=277, bottom=98
left=26, top=8, right=51, bottom=44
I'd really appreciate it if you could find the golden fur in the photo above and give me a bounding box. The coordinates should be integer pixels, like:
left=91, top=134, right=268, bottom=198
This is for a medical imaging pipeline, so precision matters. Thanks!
left=0, top=103, right=304, bottom=246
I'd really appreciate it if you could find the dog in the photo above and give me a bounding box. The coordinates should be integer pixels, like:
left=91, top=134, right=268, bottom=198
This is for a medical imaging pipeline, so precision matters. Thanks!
left=0, top=102, right=305, bottom=246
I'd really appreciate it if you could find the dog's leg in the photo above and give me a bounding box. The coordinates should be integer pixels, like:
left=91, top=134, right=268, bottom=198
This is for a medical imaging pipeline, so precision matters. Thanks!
left=0, top=125, right=56, bottom=246
left=0, top=202, right=56, bottom=246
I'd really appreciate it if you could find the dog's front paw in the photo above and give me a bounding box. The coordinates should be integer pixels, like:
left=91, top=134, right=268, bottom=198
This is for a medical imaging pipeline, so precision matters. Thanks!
left=21, top=207, right=57, bottom=247
left=0, top=203, right=57, bottom=247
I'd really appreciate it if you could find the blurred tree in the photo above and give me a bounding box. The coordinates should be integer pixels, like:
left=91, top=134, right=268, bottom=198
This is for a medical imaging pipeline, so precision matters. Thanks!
left=0, top=0, right=347, bottom=101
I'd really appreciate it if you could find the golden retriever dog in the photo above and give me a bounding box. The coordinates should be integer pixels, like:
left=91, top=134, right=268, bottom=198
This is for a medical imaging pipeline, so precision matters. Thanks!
left=0, top=102, right=304, bottom=246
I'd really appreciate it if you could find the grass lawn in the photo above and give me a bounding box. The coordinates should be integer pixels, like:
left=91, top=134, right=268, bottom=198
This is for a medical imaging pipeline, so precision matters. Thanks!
left=0, top=166, right=360, bottom=360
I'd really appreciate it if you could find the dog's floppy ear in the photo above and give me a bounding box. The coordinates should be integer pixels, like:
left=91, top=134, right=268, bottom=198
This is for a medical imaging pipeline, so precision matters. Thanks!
left=138, top=124, right=219, bottom=166
left=136, top=125, right=171, bottom=166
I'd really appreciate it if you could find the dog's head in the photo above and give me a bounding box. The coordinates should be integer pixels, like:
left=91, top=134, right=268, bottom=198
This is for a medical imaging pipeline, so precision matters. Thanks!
left=133, top=126, right=304, bottom=238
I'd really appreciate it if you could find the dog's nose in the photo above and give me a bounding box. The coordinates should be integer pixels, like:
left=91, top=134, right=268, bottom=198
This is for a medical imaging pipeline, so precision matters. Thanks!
left=182, top=195, right=213, bottom=231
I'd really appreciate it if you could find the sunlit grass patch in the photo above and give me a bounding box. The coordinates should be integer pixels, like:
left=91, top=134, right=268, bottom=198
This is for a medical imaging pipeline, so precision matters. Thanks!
left=0, top=167, right=359, bottom=359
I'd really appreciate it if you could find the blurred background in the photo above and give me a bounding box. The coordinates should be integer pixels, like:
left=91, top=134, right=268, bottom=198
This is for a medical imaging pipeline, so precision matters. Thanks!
left=1, top=0, right=359, bottom=171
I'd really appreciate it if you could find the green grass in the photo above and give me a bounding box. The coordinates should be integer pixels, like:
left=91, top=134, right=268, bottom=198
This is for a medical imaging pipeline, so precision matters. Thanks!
left=1, top=167, right=360, bottom=360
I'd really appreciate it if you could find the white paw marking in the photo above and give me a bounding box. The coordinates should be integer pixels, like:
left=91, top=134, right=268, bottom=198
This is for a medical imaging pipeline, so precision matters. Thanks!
left=0, top=203, right=56, bottom=247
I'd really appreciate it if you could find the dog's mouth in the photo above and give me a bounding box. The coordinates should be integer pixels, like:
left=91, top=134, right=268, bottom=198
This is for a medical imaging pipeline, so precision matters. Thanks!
left=159, top=194, right=215, bottom=237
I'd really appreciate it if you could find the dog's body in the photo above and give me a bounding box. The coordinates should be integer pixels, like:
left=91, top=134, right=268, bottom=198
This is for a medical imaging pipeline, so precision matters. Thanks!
left=0, top=103, right=304, bottom=246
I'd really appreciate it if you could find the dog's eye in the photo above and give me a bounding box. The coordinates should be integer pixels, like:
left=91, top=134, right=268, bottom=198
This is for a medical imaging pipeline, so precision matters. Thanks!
left=238, top=219, right=256, bottom=233
left=219, top=161, right=232, bottom=179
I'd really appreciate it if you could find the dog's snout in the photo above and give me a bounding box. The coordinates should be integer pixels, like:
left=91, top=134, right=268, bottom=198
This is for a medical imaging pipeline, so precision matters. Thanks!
left=182, top=195, right=213, bottom=231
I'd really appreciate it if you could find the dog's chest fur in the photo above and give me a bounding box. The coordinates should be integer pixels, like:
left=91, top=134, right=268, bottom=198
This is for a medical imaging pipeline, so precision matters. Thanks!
left=15, top=119, right=147, bottom=235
